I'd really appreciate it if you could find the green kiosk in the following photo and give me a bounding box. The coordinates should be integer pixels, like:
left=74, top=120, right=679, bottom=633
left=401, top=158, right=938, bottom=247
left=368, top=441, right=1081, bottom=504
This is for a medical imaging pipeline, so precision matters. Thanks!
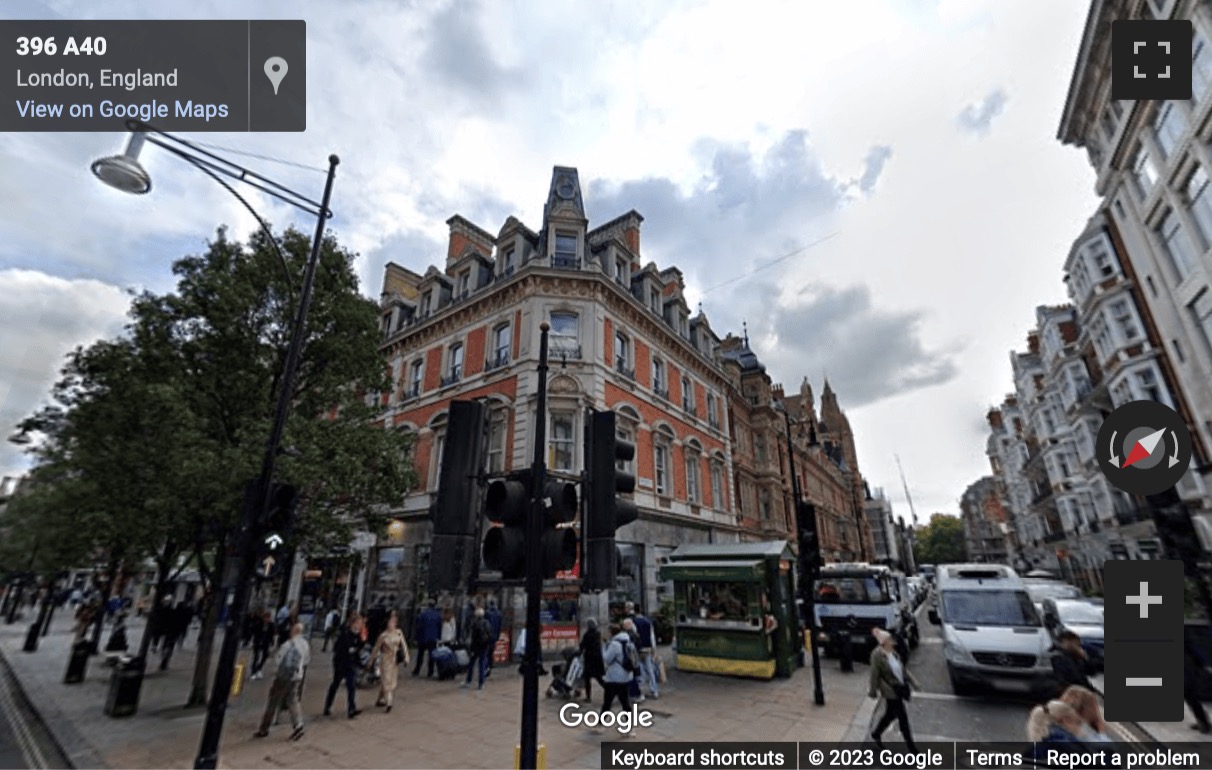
left=659, top=541, right=801, bottom=679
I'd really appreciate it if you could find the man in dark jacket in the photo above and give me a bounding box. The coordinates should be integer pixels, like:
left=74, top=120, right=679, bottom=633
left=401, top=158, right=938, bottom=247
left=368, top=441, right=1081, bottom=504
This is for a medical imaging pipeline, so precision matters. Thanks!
left=461, top=608, right=493, bottom=690
left=412, top=601, right=442, bottom=677
left=323, top=613, right=364, bottom=718
left=626, top=601, right=660, bottom=700
left=1051, top=630, right=1092, bottom=693
left=485, top=600, right=503, bottom=676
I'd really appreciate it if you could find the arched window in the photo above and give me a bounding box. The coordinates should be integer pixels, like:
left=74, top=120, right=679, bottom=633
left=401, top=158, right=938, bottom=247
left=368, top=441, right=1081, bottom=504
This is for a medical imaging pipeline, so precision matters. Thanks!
left=710, top=452, right=726, bottom=511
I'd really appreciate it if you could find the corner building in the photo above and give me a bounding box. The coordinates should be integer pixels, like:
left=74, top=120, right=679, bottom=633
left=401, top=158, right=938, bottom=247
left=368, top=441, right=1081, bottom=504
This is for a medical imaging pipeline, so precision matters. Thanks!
left=371, top=167, right=872, bottom=645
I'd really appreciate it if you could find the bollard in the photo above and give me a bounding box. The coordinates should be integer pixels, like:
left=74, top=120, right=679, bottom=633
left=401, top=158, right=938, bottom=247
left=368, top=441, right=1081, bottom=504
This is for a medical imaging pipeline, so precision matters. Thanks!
left=231, top=661, right=246, bottom=698
left=514, top=742, right=547, bottom=770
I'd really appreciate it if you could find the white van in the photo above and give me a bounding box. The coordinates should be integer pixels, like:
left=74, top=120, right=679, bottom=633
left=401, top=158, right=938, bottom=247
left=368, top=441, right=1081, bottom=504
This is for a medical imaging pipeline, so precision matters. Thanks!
left=927, top=564, right=1054, bottom=697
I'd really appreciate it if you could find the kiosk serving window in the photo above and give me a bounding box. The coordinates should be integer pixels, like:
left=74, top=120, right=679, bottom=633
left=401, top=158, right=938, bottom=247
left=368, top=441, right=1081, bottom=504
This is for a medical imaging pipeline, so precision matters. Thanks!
left=681, top=580, right=755, bottom=622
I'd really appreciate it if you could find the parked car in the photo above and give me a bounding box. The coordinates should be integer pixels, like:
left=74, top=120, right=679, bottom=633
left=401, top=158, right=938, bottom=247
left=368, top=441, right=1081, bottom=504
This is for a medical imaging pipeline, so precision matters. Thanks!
left=1041, top=598, right=1104, bottom=672
left=1022, top=578, right=1082, bottom=617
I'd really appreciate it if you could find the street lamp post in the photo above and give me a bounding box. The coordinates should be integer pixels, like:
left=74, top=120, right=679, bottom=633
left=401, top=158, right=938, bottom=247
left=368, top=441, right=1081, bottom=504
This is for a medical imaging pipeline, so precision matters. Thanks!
left=92, top=121, right=337, bottom=770
left=781, top=406, right=825, bottom=706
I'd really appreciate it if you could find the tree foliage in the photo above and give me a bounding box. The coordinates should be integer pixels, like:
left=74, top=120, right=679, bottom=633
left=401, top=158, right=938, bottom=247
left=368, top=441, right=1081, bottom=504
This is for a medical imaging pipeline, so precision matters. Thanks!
left=913, top=513, right=968, bottom=566
left=8, top=224, right=416, bottom=702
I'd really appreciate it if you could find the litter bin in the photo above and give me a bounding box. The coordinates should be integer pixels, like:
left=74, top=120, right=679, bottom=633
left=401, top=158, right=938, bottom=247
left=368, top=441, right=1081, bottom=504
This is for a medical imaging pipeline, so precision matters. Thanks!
left=65, top=641, right=90, bottom=684
left=104, top=655, right=145, bottom=717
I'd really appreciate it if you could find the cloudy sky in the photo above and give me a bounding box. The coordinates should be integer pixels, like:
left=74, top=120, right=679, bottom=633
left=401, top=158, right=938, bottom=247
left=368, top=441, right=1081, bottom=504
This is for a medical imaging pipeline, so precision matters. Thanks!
left=1, top=0, right=1101, bottom=518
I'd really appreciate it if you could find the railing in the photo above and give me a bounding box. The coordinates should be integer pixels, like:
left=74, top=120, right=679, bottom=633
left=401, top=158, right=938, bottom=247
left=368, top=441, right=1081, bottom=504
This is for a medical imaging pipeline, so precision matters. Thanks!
left=551, top=343, right=582, bottom=360
left=654, top=386, right=670, bottom=401
left=615, top=362, right=635, bottom=380
left=683, top=402, right=697, bottom=418
left=708, top=416, right=721, bottom=430
left=401, top=384, right=420, bottom=401
left=440, top=370, right=461, bottom=388
left=552, top=256, right=580, bottom=270
left=484, top=352, right=510, bottom=372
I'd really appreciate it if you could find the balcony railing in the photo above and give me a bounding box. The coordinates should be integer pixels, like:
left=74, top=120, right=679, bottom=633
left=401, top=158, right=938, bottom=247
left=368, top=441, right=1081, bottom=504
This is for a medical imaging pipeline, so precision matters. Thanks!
left=440, top=369, right=462, bottom=388
left=615, top=362, right=636, bottom=380
left=654, top=385, right=670, bottom=401
left=484, top=351, right=510, bottom=372
left=402, top=384, right=421, bottom=401
left=552, top=256, right=581, bottom=270
left=683, top=402, right=697, bottom=418
left=551, top=343, right=582, bottom=360
left=708, top=416, right=721, bottom=430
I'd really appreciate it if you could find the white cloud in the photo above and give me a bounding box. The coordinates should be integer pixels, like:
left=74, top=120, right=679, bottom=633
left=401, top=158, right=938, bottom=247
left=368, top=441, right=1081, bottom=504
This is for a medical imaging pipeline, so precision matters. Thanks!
left=0, top=269, right=131, bottom=478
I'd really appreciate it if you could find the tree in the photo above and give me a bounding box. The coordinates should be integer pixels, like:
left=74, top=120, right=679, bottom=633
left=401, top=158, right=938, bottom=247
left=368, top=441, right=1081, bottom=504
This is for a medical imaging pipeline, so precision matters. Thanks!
left=13, top=224, right=416, bottom=706
left=913, top=513, right=968, bottom=566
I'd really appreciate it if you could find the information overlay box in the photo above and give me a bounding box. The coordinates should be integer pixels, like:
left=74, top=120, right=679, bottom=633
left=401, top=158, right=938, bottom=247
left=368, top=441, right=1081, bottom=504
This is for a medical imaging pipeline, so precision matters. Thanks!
left=0, top=20, right=305, bottom=131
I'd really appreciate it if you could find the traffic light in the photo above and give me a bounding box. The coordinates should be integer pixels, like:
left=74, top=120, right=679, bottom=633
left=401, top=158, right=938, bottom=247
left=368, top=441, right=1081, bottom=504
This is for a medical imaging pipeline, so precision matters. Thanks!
left=1148, top=489, right=1205, bottom=568
left=583, top=409, right=638, bottom=591
left=429, top=400, right=489, bottom=592
left=796, top=501, right=822, bottom=575
left=264, top=483, right=298, bottom=539
left=482, top=471, right=578, bottom=579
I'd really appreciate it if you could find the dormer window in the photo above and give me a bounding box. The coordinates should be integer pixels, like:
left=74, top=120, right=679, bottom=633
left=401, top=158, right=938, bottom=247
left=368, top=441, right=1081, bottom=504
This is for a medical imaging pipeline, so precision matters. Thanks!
left=503, top=248, right=516, bottom=276
left=649, top=288, right=660, bottom=313
left=458, top=271, right=470, bottom=298
left=421, top=290, right=432, bottom=316
left=554, top=232, right=578, bottom=268
left=615, top=258, right=628, bottom=284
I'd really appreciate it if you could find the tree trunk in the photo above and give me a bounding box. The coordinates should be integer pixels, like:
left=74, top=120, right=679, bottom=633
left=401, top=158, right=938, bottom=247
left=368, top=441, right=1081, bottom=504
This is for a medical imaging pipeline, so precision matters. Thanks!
left=186, top=549, right=225, bottom=708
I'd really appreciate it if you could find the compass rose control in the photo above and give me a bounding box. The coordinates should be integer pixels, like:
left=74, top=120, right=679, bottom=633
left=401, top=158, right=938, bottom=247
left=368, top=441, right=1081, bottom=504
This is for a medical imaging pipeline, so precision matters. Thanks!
left=1096, top=400, right=1192, bottom=496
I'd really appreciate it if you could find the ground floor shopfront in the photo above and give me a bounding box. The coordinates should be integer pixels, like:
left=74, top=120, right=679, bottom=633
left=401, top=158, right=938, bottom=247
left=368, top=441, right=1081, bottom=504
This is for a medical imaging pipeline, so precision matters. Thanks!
left=352, top=507, right=746, bottom=650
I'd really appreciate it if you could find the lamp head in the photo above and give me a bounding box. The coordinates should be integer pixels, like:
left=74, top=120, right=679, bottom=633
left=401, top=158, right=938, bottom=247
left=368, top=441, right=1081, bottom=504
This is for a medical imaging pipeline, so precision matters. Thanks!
left=91, top=131, right=150, bottom=194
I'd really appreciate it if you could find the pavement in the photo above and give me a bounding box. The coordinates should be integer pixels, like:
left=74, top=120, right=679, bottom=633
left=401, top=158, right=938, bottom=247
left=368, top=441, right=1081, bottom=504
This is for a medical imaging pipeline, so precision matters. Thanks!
left=0, top=613, right=873, bottom=769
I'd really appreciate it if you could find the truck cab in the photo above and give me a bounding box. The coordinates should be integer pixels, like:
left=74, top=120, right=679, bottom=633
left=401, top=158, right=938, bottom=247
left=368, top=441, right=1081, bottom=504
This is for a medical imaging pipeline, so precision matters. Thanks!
left=813, top=563, right=919, bottom=660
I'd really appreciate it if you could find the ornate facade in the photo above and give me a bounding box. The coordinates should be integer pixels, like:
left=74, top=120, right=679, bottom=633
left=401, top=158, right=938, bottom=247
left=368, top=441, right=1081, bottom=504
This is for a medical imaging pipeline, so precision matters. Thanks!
left=368, top=167, right=873, bottom=640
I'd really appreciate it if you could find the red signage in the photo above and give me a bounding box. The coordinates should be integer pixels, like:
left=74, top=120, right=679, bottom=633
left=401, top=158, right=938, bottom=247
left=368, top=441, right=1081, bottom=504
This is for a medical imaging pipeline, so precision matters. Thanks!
left=555, top=544, right=581, bottom=580
left=540, top=625, right=580, bottom=643
left=493, top=631, right=512, bottom=663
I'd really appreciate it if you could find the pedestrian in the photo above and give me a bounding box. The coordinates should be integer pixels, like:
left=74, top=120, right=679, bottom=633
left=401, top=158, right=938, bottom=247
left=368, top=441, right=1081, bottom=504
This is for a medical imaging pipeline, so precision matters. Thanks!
left=625, top=602, right=660, bottom=699
left=439, top=608, right=457, bottom=646
left=461, top=608, right=493, bottom=690
left=148, top=599, right=168, bottom=653
left=254, top=622, right=309, bottom=741
left=322, top=607, right=340, bottom=652
left=1185, top=634, right=1211, bottom=733
left=412, top=600, right=441, bottom=677
left=1059, top=685, right=1112, bottom=742
left=251, top=611, right=275, bottom=680
left=370, top=611, right=409, bottom=711
left=485, top=600, right=503, bottom=675
left=72, top=603, right=96, bottom=643
left=868, top=627, right=919, bottom=753
left=1028, top=700, right=1101, bottom=766
left=597, top=623, right=636, bottom=735
left=323, top=613, right=365, bottom=719
left=1051, top=630, right=1092, bottom=692
left=621, top=618, right=644, bottom=703
left=579, top=617, right=606, bottom=704
left=159, top=601, right=186, bottom=671
left=173, top=600, right=194, bottom=650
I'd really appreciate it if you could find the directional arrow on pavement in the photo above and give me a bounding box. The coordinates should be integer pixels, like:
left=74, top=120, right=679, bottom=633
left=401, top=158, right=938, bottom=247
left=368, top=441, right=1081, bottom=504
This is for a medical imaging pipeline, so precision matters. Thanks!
left=265, top=533, right=284, bottom=550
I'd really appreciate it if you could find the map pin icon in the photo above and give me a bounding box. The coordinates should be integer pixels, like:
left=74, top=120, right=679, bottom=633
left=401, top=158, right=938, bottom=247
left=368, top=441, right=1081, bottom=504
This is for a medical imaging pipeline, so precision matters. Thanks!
left=264, top=57, right=288, bottom=95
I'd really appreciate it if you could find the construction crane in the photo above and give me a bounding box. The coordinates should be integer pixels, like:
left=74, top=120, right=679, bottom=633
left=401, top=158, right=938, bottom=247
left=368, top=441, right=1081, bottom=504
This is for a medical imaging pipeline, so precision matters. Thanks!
left=895, top=454, right=919, bottom=526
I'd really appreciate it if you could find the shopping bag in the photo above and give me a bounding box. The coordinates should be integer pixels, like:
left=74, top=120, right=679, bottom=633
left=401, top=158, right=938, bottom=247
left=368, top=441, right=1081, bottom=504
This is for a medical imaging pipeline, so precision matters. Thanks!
left=657, top=657, right=667, bottom=684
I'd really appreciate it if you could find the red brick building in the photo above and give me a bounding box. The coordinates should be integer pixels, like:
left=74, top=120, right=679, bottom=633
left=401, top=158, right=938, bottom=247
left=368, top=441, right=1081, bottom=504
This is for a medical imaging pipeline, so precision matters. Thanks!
left=368, top=167, right=874, bottom=638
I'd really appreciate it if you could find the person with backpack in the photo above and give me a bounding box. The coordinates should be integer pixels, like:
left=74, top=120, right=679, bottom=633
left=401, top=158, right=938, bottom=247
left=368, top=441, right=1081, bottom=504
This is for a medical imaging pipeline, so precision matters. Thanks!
left=462, top=608, right=493, bottom=690
left=621, top=618, right=645, bottom=703
left=254, top=622, right=309, bottom=741
left=599, top=623, right=636, bottom=730
left=322, top=607, right=341, bottom=652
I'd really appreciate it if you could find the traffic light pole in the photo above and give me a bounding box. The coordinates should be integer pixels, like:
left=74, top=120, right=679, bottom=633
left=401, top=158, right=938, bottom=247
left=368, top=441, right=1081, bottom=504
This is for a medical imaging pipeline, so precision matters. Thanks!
left=784, top=409, right=824, bottom=706
left=519, top=322, right=551, bottom=770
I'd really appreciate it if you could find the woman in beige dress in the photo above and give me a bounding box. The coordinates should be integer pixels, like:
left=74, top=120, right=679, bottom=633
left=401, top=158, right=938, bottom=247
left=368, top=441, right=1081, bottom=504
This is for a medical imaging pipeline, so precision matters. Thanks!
left=370, top=612, right=409, bottom=712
